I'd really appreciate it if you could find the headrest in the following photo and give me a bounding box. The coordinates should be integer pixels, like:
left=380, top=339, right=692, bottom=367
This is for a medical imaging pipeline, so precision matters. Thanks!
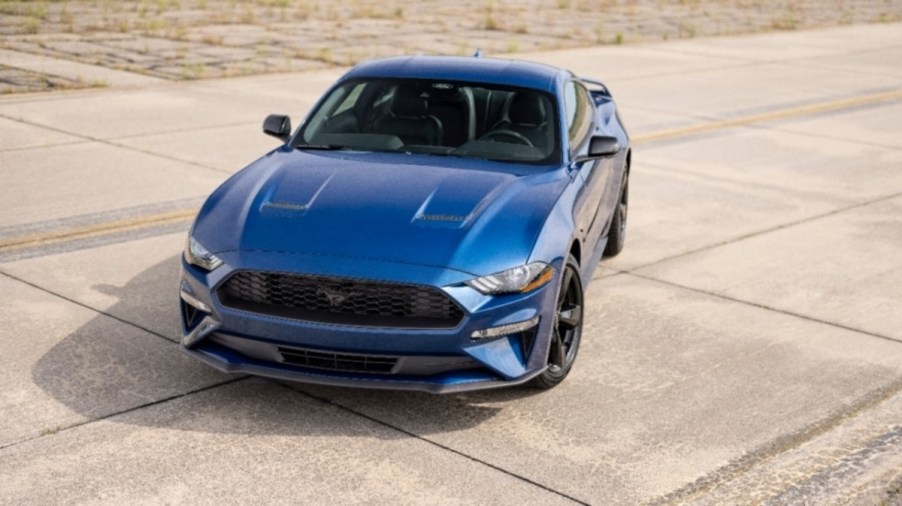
left=508, top=92, right=546, bottom=125
left=391, top=87, right=427, bottom=117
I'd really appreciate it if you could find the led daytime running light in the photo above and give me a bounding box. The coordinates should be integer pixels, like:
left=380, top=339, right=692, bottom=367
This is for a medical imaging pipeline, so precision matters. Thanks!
left=471, top=316, right=540, bottom=340
left=180, top=287, right=211, bottom=313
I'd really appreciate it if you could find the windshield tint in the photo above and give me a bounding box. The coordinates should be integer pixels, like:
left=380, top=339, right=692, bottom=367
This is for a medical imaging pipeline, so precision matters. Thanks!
left=297, top=78, right=561, bottom=165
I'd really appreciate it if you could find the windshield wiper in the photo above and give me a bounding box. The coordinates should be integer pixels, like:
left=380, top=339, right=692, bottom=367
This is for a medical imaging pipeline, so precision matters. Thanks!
left=295, top=143, right=349, bottom=151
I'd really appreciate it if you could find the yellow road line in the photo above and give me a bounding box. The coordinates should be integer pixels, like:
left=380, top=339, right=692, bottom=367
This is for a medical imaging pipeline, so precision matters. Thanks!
left=0, top=209, right=197, bottom=253
left=1, top=88, right=900, bottom=255
left=632, top=88, right=902, bottom=144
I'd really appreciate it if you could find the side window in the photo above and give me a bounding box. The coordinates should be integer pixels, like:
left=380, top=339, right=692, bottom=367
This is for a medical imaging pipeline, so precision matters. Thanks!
left=564, top=81, right=593, bottom=153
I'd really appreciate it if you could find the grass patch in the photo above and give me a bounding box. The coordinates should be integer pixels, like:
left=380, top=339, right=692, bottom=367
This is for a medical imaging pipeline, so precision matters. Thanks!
left=181, top=62, right=207, bottom=79
left=879, top=477, right=902, bottom=506
left=317, top=47, right=333, bottom=64
left=201, top=33, right=223, bottom=45
left=39, top=425, right=63, bottom=436
left=772, top=14, right=798, bottom=30
left=22, top=15, right=41, bottom=34
left=484, top=14, right=499, bottom=31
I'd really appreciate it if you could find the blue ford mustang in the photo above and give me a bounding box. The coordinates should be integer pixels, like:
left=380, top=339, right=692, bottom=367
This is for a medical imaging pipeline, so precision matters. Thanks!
left=179, top=55, right=630, bottom=393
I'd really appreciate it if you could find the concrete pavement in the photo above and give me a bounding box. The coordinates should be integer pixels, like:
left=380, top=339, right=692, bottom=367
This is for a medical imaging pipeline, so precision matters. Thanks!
left=1, top=23, right=901, bottom=504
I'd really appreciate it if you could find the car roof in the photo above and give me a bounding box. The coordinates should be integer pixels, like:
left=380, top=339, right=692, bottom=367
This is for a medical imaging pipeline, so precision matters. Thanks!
left=341, top=55, right=564, bottom=92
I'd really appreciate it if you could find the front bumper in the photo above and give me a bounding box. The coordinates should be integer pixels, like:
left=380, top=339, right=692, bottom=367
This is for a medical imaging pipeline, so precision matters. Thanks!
left=179, top=252, right=560, bottom=393
left=182, top=335, right=546, bottom=393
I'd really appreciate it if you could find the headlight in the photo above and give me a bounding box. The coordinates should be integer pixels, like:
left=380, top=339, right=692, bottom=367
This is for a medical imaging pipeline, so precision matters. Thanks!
left=466, top=262, right=554, bottom=295
left=184, top=236, right=223, bottom=271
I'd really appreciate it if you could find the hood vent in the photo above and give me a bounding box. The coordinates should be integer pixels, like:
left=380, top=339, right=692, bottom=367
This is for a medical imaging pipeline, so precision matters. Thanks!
left=417, top=214, right=466, bottom=223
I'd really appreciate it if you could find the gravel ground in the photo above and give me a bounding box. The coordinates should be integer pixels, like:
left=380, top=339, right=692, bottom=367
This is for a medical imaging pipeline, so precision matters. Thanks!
left=1, top=0, right=901, bottom=92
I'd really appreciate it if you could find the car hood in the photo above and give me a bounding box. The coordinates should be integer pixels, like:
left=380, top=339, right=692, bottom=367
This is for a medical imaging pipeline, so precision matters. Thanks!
left=192, top=149, right=568, bottom=277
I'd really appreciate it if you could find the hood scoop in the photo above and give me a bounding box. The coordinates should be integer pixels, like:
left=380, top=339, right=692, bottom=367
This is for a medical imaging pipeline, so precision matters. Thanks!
left=417, top=213, right=466, bottom=223
left=260, top=166, right=333, bottom=218
left=262, top=201, right=309, bottom=213
left=413, top=173, right=507, bottom=229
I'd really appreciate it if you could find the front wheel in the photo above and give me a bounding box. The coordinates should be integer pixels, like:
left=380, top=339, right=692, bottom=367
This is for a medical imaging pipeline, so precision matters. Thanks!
left=531, top=255, right=584, bottom=389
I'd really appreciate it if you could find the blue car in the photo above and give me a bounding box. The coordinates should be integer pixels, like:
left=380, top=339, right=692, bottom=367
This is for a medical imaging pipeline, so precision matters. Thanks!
left=179, top=55, right=630, bottom=393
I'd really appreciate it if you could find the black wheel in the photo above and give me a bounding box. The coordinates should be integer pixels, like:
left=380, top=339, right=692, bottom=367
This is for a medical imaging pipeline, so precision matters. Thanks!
left=479, top=129, right=534, bottom=146
left=604, top=170, right=629, bottom=257
left=532, top=255, right=583, bottom=389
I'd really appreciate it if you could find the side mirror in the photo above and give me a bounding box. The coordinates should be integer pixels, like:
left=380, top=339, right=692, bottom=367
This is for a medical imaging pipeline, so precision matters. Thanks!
left=587, top=136, right=620, bottom=158
left=263, top=114, right=292, bottom=142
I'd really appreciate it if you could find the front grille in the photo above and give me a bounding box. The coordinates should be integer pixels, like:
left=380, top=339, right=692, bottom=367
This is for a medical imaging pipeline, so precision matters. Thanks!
left=277, top=346, right=398, bottom=374
left=218, top=271, right=464, bottom=328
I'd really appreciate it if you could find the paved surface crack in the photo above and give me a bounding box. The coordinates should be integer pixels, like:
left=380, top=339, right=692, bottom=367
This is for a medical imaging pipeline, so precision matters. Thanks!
left=765, top=425, right=902, bottom=504
left=646, top=377, right=902, bottom=505
left=0, top=268, right=252, bottom=451
left=625, top=188, right=902, bottom=279
left=0, top=376, right=248, bottom=452
left=0, top=112, right=234, bottom=175
left=625, top=271, right=902, bottom=346
left=0, top=268, right=178, bottom=346
left=280, top=382, right=591, bottom=506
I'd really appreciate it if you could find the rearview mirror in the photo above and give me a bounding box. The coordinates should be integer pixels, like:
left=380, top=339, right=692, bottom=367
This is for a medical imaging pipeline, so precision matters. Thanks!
left=263, top=114, right=292, bottom=142
left=587, top=136, right=620, bottom=158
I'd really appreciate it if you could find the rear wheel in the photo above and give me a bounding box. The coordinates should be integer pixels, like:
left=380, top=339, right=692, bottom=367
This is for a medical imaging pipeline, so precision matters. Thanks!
left=532, top=255, right=583, bottom=389
left=604, top=170, right=629, bottom=257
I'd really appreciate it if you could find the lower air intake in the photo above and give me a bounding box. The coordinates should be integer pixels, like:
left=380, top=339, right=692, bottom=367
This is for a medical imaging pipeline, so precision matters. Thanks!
left=278, top=346, right=398, bottom=374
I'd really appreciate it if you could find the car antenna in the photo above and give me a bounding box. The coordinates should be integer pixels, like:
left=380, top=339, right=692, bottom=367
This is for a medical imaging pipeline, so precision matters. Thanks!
left=473, top=48, right=483, bottom=58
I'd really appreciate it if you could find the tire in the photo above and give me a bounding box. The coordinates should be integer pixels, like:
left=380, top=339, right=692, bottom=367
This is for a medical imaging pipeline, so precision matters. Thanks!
left=531, top=254, right=584, bottom=389
left=604, top=170, right=629, bottom=257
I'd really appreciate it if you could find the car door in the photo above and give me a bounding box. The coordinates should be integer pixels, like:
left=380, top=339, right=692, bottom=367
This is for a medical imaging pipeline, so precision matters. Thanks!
left=567, top=80, right=614, bottom=260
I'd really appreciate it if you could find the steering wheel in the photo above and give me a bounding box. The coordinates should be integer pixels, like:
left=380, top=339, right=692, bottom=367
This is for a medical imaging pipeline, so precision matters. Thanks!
left=479, top=129, right=534, bottom=147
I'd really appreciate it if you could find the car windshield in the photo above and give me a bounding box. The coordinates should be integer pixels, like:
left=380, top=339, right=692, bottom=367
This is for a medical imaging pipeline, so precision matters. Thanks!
left=296, top=78, right=561, bottom=165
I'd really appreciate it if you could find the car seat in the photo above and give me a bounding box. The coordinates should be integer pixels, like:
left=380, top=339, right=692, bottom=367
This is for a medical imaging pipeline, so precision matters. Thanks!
left=373, top=86, right=443, bottom=146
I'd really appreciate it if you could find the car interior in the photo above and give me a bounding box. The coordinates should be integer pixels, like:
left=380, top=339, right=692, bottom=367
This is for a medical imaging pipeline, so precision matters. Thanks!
left=301, top=79, right=559, bottom=163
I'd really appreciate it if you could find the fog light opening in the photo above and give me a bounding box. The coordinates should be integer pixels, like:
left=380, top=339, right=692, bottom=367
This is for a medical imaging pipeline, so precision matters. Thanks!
left=471, top=316, right=540, bottom=340
left=519, top=325, right=538, bottom=359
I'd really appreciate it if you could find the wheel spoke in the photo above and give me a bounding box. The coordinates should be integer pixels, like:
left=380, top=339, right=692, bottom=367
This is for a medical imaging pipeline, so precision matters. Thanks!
left=557, top=267, right=573, bottom=306
left=558, top=304, right=582, bottom=330
left=549, top=330, right=565, bottom=368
